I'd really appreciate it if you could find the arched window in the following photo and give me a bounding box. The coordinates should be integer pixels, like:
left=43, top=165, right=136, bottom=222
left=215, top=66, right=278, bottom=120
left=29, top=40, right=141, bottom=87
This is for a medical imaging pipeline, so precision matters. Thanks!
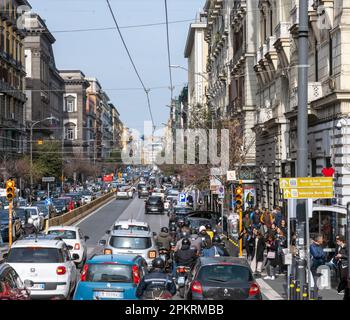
left=65, top=122, right=76, bottom=140
left=64, top=95, right=76, bottom=112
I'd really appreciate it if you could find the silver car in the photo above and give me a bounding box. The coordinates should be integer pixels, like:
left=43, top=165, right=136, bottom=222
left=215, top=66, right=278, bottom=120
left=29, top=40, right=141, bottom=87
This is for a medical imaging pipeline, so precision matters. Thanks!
left=99, top=229, right=158, bottom=267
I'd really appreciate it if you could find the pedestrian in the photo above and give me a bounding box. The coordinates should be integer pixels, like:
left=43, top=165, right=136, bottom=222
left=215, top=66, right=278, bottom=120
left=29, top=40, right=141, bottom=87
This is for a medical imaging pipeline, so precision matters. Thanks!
left=280, top=219, right=287, bottom=238
left=242, top=212, right=251, bottom=231
left=260, top=209, right=273, bottom=233
left=250, top=209, right=261, bottom=229
left=272, top=206, right=283, bottom=227
left=334, top=235, right=349, bottom=299
left=201, top=238, right=224, bottom=257
left=310, top=235, right=326, bottom=293
left=264, top=234, right=278, bottom=280
left=275, top=227, right=287, bottom=275
left=250, top=229, right=265, bottom=277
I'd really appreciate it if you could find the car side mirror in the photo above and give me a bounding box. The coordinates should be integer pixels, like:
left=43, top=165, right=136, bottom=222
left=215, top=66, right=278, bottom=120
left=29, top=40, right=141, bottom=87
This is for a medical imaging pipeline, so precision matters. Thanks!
left=72, top=253, right=80, bottom=261
left=67, top=245, right=73, bottom=250
left=84, top=236, right=90, bottom=241
left=24, top=280, right=34, bottom=288
left=99, top=239, right=107, bottom=246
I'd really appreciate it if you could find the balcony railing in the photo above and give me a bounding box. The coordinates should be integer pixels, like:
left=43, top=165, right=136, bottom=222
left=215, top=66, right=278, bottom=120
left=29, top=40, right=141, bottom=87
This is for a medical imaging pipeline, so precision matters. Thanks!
left=275, top=22, right=291, bottom=40
left=289, top=82, right=323, bottom=109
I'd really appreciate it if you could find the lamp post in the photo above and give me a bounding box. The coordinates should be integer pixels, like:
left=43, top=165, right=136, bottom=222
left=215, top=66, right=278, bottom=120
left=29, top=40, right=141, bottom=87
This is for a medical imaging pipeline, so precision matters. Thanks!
left=29, top=116, right=58, bottom=195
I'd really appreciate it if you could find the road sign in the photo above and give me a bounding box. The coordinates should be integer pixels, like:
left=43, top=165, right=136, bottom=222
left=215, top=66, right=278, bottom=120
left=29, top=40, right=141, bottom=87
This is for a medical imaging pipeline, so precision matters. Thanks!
left=42, top=177, right=55, bottom=183
left=218, top=186, right=225, bottom=199
left=45, top=198, right=52, bottom=206
left=226, top=170, right=236, bottom=181
left=178, top=193, right=187, bottom=203
left=279, top=177, right=333, bottom=189
left=282, top=187, right=333, bottom=199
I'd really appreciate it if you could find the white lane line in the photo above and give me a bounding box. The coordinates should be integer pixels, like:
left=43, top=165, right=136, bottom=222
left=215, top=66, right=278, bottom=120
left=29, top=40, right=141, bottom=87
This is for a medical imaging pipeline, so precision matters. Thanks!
left=255, top=278, right=284, bottom=300
left=72, top=198, right=115, bottom=227
left=136, top=200, right=145, bottom=220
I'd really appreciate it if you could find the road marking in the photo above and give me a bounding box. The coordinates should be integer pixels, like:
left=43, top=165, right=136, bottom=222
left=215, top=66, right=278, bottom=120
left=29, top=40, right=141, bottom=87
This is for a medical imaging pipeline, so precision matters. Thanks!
left=256, top=278, right=284, bottom=300
left=72, top=198, right=115, bottom=227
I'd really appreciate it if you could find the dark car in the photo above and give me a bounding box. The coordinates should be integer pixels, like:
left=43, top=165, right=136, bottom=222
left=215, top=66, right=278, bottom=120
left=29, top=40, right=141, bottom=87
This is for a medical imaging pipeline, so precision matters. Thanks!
left=169, top=206, right=193, bottom=226
left=138, top=186, right=149, bottom=199
left=32, top=201, right=56, bottom=219
left=187, top=211, right=228, bottom=233
left=185, top=257, right=262, bottom=300
left=52, top=197, right=73, bottom=215
left=145, top=196, right=164, bottom=214
left=0, top=264, right=31, bottom=300
left=0, top=210, right=22, bottom=242
left=184, top=217, right=212, bottom=231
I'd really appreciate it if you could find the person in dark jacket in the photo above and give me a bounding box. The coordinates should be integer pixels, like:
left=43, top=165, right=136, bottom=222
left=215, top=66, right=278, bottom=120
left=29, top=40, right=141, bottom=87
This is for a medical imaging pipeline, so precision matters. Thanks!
left=201, top=238, right=225, bottom=257
left=198, top=226, right=211, bottom=245
left=174, top=238, right=198, bottom=269
left=264, top=235, right=278, bottom=280
left=156, top=227, right=172, bottom=250
left=250, top=229, right=265, bottom=276
left=136, top=258, right=176, bottom=299
left=334, top=236, right=349, bottom=300
left=212, top=235, right=230, bottom=256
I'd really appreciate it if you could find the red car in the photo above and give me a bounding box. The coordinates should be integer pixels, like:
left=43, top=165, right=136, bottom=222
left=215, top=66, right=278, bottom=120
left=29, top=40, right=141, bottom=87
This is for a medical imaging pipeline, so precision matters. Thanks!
left=0, top=264, right=31, bottom=300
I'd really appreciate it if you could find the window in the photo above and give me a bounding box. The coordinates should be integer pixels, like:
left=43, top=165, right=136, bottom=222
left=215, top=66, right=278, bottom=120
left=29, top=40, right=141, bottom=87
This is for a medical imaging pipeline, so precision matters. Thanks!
left=64, top=95, right=76, bottom=112
left=66, top=127, right=74, bottom=140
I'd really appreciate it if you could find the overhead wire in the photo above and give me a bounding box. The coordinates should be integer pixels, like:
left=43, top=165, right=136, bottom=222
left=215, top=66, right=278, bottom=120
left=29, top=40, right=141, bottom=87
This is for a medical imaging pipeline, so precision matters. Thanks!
left=105, top=0, right=155, bottom=133
left=164, top=0, right=174, bottom=105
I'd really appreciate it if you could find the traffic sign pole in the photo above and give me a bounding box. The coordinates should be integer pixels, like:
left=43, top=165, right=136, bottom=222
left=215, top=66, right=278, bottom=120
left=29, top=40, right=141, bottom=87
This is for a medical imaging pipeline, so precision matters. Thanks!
left=8, top=201, right=13, bottom=247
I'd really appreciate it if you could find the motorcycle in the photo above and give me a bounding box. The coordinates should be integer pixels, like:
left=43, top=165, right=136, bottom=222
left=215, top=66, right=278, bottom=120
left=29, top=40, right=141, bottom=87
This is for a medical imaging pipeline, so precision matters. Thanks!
left=158, top=247, right=172, bottom=272
left=176, top=266, right=192, bottom=298
left=141, top=288, right=173, bottom=300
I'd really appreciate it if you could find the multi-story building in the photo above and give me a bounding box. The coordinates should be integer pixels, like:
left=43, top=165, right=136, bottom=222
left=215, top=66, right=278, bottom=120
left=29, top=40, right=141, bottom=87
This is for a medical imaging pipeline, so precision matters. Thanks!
left=0, top=0, right=29, bottom=161
left=110, top=103, right=122, bottom=151
left=100, top=90, right=113, bottom=160
left=184, top=12, right=208, bottom=126
left=253, top=0, right=350, bottom=239
left=59, top=70, right=89, bottom=159
left=23, top=12, right=64, bottom=141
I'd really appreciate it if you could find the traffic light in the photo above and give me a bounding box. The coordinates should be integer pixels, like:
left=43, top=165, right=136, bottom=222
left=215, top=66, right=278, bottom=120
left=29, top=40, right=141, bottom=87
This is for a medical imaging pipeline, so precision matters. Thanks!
left=235, top=181, right=243, bottom=209
left=6, top=179, right=16, bottom=202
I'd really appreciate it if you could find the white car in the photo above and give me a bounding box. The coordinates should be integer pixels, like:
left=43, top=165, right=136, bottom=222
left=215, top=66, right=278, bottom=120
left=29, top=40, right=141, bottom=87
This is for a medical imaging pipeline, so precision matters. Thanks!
left=116, top=186, right=133, bottom=199
left=46, top=226, right=89, bottom=268
left=18, top=206, right=45, bottom=231
left=6, top=235, right=78, bottom=300
left=113, top=219, right=150, bottom=232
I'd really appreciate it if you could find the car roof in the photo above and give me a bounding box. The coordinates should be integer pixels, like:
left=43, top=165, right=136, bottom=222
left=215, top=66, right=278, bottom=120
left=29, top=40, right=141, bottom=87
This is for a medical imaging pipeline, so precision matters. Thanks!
left=110, top=229, right=152, bottom=237
left=11, top=235, right=66, bottom=248
left=199, top=257, right=250, bottom=267
left=114, top=219, right=149, bottom=227
left=47, top=226, right=79, bottom=231
left=87, top=254, right=142, bottom=265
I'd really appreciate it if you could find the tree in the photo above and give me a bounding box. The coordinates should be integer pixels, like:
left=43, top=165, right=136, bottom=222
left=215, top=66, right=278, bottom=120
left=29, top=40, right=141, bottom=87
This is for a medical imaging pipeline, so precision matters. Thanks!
left=34, top=141, right=63, bottom=179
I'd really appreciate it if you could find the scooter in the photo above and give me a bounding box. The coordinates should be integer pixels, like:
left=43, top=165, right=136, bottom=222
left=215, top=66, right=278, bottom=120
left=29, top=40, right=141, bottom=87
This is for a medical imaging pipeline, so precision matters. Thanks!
left=141, top=288, right=173, bottom=300
left=176, top=266, right=192, bottom=298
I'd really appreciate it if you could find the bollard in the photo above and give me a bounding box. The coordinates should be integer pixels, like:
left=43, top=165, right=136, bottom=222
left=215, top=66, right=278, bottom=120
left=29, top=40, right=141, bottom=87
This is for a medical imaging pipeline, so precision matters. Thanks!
left=295, top=280, right=301, bottom=300
left=289, top=276, right=295, bottom=300
left=309, top=288, right=316, bottom=300
left=302, top=284, right=308, bottom=300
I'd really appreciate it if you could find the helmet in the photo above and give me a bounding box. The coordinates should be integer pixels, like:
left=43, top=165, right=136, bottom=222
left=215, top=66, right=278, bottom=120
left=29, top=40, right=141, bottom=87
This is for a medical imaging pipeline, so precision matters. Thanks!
left=152, top=257, right=165, bottom=269
left=212, top=235, right=221, bottom=244
left=177, top=220, right=185, bottom=228
left=182, top=238, right=191, bottom=247
left=184, top=220, right=190, bottom=227
left=205, top=223, right=212, bottom=230
left=181, top=231, right=190, bottom=239
left=27, top=218, right=34, bottom=225
left=161, top=227, right=169, bottom=233
left=169, top=225, right=177, bottom=233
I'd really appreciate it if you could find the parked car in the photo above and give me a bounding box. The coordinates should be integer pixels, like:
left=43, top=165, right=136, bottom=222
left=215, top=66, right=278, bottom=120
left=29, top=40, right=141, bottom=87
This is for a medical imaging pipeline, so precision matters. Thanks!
left=73, top=254, right=148, bottom=300
left=47, top=226, right=89, bottom=269
left=0, top=210, right=23, bottom=242
left=99, top=229, right=158, bottom=267
left=185, top=257, right=262, bottom=300
left=145, top=196, right=164, bottom=215
left=4, top=234, right=79, bottom=300
left=0, top=263, right=31, bottom=300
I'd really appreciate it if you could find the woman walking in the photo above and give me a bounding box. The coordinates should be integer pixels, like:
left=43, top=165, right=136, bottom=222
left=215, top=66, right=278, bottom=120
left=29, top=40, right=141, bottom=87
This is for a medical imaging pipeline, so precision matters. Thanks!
left=264, top=234, right=278, bottom=280
left=250, top=229, right=265, bottom=277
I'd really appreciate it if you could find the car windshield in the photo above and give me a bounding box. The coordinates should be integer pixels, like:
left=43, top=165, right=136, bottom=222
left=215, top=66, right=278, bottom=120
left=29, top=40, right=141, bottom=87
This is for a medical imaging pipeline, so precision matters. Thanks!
left=198, top=265, right=253, bottom=283
left=174, top=208, right=192, bottom=215
left=14, top=209, right=27, bottom=220
left=110, top=236, right=152, bottom=249
left=47, top=230, right=77, bottom=239
left=148, top=197, right=161, bottom=204
left=187, top=219, right=210, bottom=229
left=86, top=264, right=132, bottom=283
left=7, top=247, right=63, bottom=263
left=53, top=199, right=65, bottom=206
left=114, top=225, right=149, bottom=232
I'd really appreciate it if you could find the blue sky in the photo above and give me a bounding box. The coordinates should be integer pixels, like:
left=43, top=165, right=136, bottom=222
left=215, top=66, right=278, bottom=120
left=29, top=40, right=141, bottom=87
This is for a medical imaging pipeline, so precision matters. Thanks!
left=29, top=0, right=204, bottom=132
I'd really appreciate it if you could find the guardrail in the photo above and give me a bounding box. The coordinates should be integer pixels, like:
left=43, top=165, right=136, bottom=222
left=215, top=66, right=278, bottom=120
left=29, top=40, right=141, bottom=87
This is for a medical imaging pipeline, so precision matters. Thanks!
left=47, top=192, right=115, bottom=227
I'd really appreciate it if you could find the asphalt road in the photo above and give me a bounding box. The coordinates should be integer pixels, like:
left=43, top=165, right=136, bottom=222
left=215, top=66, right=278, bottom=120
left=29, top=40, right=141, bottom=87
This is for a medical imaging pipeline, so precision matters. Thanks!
left=74, top=195, right=169, bottom=259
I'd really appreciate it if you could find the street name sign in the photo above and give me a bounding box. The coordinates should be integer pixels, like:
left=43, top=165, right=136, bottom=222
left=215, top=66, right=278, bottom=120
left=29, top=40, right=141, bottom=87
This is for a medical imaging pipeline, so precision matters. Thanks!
left=226, top=170, right=236, bottom=181
left=42, top=177, right=55, bottom=183
left=282, top=187, right=333, bottom=199
left=279, top=177, right=333, bottom=189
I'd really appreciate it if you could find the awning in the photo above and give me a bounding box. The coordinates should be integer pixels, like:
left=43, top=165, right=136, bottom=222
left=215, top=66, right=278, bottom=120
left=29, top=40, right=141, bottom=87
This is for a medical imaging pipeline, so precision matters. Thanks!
left=312, top=205, right=347, bottom=215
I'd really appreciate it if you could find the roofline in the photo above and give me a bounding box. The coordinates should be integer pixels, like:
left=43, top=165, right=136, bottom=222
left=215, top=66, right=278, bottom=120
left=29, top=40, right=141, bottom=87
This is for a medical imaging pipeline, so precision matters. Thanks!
left=184, top=22, right=207, bottom=58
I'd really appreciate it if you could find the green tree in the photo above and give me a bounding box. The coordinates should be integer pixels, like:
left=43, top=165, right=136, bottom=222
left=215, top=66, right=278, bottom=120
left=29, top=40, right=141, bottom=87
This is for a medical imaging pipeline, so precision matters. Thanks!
left=34, top=141, right=63, bottom=179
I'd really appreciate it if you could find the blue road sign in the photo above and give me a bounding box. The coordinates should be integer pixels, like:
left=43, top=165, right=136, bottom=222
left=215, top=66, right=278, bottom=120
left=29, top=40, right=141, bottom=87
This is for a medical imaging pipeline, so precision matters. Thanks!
left=178, top=193, right=187, bottom=204
left=45, top=198, right=52, bottom=206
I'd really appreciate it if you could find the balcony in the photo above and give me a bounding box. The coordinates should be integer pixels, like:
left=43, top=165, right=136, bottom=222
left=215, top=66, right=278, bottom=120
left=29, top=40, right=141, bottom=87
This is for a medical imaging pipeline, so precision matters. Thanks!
left=275, top=22, right=291, bottom=40
left=0, top=79, right=26, bottom=102
left=290, top=0, right=315, bottom=35
left=289, top=82, right=323, bottom=109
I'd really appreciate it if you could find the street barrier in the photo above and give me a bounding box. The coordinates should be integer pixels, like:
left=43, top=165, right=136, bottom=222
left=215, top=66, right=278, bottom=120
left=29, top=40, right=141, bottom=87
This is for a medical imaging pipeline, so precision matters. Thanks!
left=295, top=280, right=301, bottom=300
left=48, top=192, right=115, bottom=227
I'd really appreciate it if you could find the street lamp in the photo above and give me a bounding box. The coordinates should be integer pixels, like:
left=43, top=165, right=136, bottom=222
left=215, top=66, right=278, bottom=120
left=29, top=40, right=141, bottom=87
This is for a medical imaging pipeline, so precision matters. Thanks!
left=29, top=116, right=59, bottom=194
left=170, top=64, right=209, bottom=81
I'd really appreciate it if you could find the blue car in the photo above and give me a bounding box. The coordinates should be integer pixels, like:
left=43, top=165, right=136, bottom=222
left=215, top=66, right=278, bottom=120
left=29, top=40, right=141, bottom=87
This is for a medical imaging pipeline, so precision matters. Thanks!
left=73, top=254, right=148, bottom=300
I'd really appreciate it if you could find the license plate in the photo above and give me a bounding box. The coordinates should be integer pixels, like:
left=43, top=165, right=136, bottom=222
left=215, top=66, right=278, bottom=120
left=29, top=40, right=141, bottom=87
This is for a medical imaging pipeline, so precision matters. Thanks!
left=177, top=277, right=185, bottom=285
left=94, top=291, right=124, bottom=299
left=151, top=208, right=158, bottom=211
left=32, top=283, right=45, bottom=290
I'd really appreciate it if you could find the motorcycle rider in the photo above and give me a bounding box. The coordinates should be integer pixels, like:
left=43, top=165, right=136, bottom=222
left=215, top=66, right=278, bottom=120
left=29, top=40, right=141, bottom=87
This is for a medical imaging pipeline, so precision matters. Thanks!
left=174, top=238, right=198, bottom=269
left=23, top=218, right=37, bottom=236
left=156, top=227, right=172, bottom=250
left=136, top=258, right=177, bottom=299
left=201, top=238, right=225, bottom=257
left=212, top=235, right=230, bottom=256
left=198, top=226, right=211, bottom=245
left=205, top=223, right=214, bottom=241
left=169, top=225, right=177, bottom=242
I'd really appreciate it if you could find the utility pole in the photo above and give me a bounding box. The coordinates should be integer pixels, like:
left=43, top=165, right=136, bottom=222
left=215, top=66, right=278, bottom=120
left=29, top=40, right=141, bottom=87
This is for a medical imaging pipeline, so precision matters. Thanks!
left=295, top=0, right=310, bottom=298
